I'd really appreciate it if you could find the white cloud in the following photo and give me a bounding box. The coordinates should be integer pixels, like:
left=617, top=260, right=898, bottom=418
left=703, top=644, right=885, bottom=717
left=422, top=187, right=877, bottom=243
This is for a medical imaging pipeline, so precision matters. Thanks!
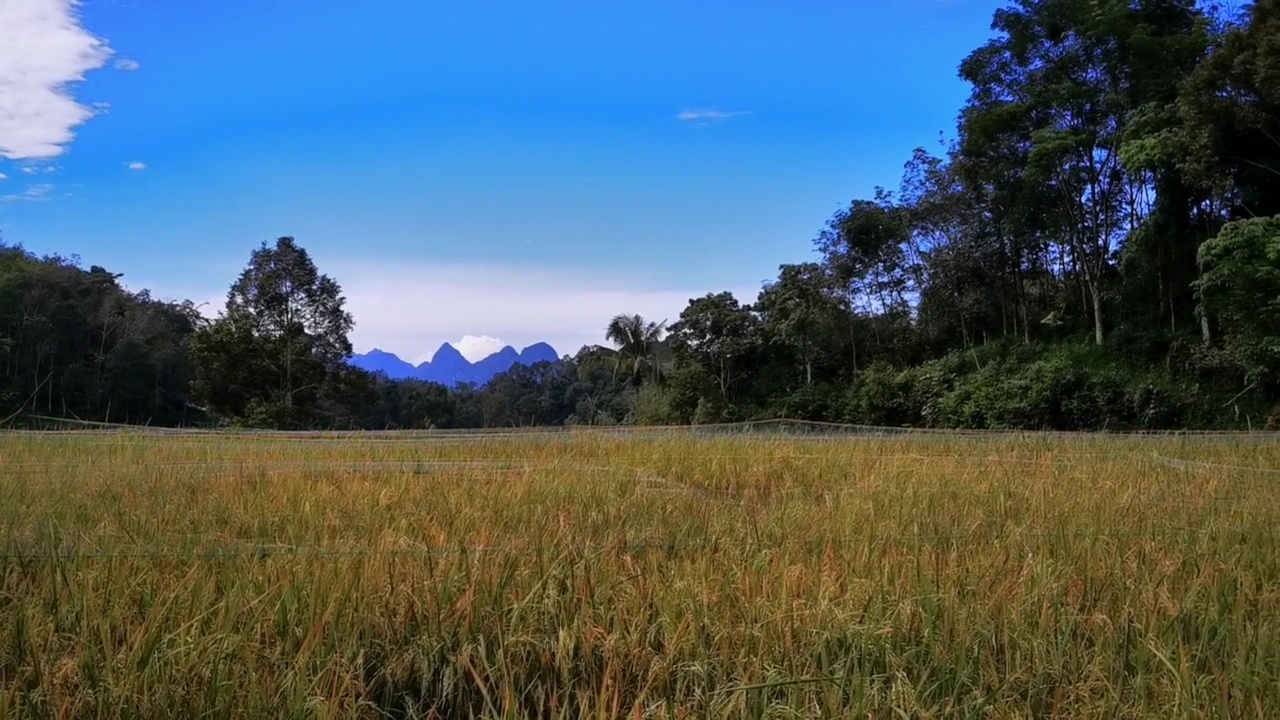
left=113, top=58, right=140, bottom=71
left=2, top=183, right=55, bottom=202
left=0, top=0, right=113, bottom=160
left=127, top=161, right=145, bottom=171
left=0, top=173, right=6, bottom=181
left=136, top=259, right=760, bottom=362
left=452, top=335, right=507, bottom=363
left=676, top=108, right=752, bottom=124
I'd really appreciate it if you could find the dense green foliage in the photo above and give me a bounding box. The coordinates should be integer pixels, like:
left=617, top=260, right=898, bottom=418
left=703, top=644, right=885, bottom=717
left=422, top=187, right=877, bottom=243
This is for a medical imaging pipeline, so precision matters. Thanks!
left=6, top=0, right=1280, bottom=430
left=0, top=246, right=202, bottom=426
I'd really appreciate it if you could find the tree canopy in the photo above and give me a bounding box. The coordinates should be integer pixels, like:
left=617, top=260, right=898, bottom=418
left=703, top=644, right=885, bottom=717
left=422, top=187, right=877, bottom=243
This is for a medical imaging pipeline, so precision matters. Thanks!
left=190, top=237, right=354, bottom=428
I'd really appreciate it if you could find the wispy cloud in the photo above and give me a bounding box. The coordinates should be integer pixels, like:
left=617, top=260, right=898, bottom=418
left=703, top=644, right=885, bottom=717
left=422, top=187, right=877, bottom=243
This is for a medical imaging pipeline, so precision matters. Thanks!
left=676, top=108, right=753, bottom=125
left=0, top=173, right=7, bottom=181
left=127, top=161, right=146, bottom=171
left=0, top=0, right=113, bottom=160
left=138, top=259, right=759, bottom=362
left=2, top=183, right=55, bottom=202
left=113, top=57, right=140, bottom=71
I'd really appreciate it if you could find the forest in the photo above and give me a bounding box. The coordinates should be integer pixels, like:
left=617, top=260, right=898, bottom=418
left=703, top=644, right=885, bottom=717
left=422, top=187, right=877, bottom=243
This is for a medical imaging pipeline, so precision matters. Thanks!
left=4, top=0, right=1280, bottom=431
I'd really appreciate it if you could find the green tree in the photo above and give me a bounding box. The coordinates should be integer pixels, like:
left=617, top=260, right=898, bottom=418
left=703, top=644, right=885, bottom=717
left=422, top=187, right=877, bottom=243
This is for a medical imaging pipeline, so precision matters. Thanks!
left=816, top=193, right=912, bottom=319
left=755, top=263, right=845, bottom=387
left=1196, top=216, right=1280, bottom=382
left=1180, top=0, right=1280, bottom=219
left=603, top=312, right=667, bottom=385
left=668, top=292, right=760, bottom=401
left=0, top=242, right=200, bottom=426
left=901, top=147, right=1035, bottom=350
left=957, top=0, right=1211, bottom=345
left=190, top=237, right=354, bottom=427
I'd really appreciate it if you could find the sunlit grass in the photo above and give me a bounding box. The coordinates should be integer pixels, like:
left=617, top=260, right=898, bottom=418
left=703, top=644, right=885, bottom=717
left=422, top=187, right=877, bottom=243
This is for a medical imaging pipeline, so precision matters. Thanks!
left=2, top=430, right=1278, bottom=718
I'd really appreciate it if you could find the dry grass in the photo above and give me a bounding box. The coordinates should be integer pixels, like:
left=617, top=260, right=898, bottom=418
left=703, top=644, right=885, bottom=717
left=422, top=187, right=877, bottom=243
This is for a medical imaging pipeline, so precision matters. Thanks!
left=1, top=429, right=1278, bottom=718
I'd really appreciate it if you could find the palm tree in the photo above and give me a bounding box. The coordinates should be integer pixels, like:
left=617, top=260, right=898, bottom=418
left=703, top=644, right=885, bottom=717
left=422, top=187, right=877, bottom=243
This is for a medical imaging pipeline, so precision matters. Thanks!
left=604, top=313, right=667, bottom=385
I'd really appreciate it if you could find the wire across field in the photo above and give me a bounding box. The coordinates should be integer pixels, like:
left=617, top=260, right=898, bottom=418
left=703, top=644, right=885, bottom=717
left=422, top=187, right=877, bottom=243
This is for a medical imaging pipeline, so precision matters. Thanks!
left=1, top=428, right=1278, bottom=718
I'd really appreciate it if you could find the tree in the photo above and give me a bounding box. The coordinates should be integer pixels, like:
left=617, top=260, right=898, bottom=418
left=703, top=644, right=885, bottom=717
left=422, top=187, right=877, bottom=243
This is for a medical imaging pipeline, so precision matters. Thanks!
left=755, top=263, right=845, bottom=387
left=563, top=345, right=633, bottom=425
left=668, top=292, right=760, bottom=400
left=190, top=237, right=354, bottom=427
left=901, top=147, right=1035, bottom=349
left=816, top=192, right=913, bottom=319
left=1196, top=216, right=1280, bottom=383
left=602, top=313, right=667, bottom=385
left=1180, top=0, right=1280, bottom=219
left=813, top=192, right=917, bottom=368
left=957, top=0, right=1212, bottom=345
left=0, top=241, right=200, bottom=426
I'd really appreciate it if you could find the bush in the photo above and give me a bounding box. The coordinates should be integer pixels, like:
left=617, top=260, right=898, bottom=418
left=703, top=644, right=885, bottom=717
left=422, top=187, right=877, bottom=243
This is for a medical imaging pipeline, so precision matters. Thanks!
left=860, top=343, right=1221, bottom=431
left=633, top=384, right=681, bottom=425
left=664, top=336, right=1264, bottom=431
left=692, top=396, right=737, bottom=425
left=770, top=383, right=837, bottom=422
left=842, top=364, right=925, bottom=427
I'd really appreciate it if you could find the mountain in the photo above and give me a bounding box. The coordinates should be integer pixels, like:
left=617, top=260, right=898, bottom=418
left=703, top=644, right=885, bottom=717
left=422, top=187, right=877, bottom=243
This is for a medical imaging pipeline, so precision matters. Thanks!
left=519, top=342, right=559, bottom=365
left=423, top=342, right=471, bottom=386
left=470, top=346, right=521, bottom=385
left=352, top=349, right=416, bottom=378
left=349, top=342, right=561, bottom=387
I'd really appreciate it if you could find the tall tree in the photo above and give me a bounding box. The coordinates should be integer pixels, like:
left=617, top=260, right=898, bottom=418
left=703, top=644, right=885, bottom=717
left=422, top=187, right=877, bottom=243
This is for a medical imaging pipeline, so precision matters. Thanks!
left=1180, top=0, right=1280, bottom=219
left=602, top=312, right=667, bottom=385
left=1196, top=216, right=1280, bottom=385
left=755, top=263, right=845, bottom=387
left=190, top=237, right=353, bottom=427
left=815, top=191, right=915, bottom=365
left=668, top=293, right=761, bottom=400
left=901, top=147, right=1030, bottom=348
left=958, top=0, right=1211, bottom=345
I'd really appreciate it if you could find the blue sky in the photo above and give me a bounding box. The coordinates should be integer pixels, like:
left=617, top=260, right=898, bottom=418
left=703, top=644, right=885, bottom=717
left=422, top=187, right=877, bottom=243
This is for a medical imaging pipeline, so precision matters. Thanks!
left=0, top=0, right=1002, bottom=361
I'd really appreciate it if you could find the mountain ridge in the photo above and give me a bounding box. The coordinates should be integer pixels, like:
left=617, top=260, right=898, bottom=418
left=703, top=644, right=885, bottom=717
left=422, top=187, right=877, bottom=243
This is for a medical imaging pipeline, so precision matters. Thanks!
left=350, top=342, right=560, bottom=387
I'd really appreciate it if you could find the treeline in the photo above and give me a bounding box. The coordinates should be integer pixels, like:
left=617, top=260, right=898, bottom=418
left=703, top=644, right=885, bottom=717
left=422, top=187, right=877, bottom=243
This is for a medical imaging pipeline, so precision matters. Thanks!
left=6, top=0, right=1280, bottom=431
left=0, top=246, right=202, bottom=427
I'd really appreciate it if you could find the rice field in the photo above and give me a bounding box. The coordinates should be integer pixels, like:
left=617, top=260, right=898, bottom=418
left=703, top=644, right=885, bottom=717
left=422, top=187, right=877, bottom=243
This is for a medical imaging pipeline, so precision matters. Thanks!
left=1, top=428, right=1279, bottom=718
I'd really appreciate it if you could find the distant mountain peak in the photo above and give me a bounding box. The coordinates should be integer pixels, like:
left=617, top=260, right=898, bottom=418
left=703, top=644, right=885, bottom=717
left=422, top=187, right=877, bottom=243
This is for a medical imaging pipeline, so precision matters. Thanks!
left=432, top=342, right=465, bottom=361
left=519, top=342, right=560, bottom=364
left=349, top=341, right=560, bottom=387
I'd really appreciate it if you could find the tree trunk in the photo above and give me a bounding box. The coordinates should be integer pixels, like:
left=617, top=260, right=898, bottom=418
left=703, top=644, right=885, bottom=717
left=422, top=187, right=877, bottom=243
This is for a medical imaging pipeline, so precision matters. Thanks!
left=1090, top=287, right=1104, bottom=346
left=1013, top=260, right=1030, bottom=344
